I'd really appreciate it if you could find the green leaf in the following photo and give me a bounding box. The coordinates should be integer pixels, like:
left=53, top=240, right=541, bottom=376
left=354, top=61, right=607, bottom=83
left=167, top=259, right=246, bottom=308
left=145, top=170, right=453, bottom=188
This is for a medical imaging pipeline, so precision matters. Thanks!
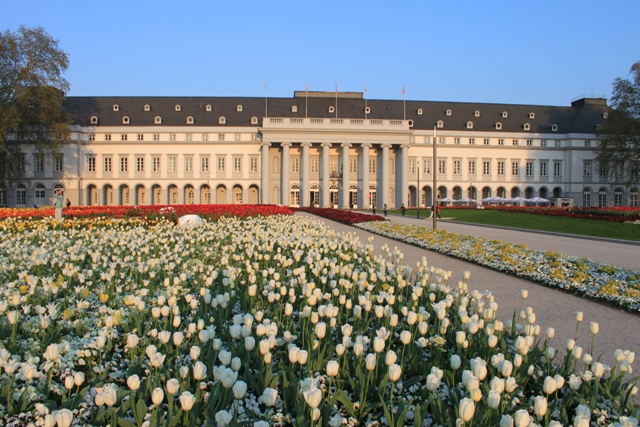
left=117, top=418, right=136, bottom=427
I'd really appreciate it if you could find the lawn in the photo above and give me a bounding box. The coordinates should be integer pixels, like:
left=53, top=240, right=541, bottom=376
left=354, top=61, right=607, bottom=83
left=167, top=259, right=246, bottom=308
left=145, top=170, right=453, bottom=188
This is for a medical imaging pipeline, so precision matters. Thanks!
left=388, top=208, right=640, bottom=241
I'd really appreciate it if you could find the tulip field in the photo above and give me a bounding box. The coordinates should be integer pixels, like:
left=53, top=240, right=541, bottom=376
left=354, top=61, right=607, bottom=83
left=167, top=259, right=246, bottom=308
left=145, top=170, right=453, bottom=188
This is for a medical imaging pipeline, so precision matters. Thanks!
left=0, top=208, right=638, bottom=427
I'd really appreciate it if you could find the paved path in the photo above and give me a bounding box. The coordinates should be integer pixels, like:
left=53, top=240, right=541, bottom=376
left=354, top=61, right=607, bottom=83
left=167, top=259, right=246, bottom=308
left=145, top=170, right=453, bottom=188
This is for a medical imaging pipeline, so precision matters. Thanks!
left=297, top=212, right=640, bottom=367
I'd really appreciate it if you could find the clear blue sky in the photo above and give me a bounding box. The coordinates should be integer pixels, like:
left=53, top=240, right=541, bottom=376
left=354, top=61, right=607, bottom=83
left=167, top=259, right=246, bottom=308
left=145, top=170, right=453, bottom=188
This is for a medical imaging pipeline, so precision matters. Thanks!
left=2, top=0, right=639, bottom=106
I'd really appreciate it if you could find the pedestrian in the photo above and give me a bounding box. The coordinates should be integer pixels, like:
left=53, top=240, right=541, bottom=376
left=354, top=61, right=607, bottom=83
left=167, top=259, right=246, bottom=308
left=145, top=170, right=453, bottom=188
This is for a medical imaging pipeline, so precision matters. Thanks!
left=429, top=205, right=434, bottom=219
left=436, top=204, right=442, bottom=220
left=383, top=203, right=388, bottom=217
left=372, top=205, right=376, bottom=215
left=53, top=189, right=64, bottom=222
left=66, top=198, right=71, bottom=208
left=400, top=203, right=406, bottom=216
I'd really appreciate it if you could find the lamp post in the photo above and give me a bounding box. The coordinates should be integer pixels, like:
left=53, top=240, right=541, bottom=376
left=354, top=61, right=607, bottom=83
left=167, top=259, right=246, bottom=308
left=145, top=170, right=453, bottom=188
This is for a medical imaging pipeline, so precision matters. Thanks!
left=432, top=125, right=437, bottom=229
left=416, top=160, right=420, bottom=218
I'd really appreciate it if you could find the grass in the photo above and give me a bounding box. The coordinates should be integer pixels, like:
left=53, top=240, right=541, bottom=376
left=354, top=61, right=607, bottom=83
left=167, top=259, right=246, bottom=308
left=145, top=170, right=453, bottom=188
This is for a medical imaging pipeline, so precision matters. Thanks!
left=386, top=208, right=640, bottom=241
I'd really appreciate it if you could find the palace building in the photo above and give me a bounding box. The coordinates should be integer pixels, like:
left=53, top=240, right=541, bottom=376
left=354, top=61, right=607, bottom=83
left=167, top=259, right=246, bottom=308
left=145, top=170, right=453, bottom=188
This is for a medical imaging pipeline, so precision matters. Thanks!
left=2, top=91, right=637, bottom=209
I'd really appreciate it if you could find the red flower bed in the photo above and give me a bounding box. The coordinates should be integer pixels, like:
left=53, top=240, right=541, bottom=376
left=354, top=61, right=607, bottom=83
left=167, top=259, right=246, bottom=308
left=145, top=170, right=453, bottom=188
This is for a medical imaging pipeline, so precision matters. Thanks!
left=298, top=207, right=387, bottom=225
left=443, top=205, right=640, bottom=223
left=0, top=204, right=294, bottom=220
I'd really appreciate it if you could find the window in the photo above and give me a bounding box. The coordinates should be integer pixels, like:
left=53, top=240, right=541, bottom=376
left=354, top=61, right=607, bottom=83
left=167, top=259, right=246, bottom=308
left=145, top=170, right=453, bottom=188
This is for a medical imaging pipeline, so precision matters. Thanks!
left=438, top=137, right=446, bottom=144
left=423, top=159, right=431, bottom=174
left=350, top=157, right=357, bottom=174
left=328, top=106, right=335, bottom=113
left=451, top=137, right=459, bottom=145
left=583, top=189, right=591, bottom=207
left=598, top=189, right=607, bottom=207
left=330, top=158, right=338, bottom=174
left=583, top=161, right=592, bottom=178
left=113, top=104, right=119, bottom=111
left=206, top=105, right=212, bottom=111
left=599, top=162, right=607, bottom=178
left=417, top=108, right=423, bottom=115
left=453, top=160, right=461, bottom=175
left=553, top=162, right=562, bottom=177
left=16, top=184, right=26, bottom=206
left=219, top=116, right=226, bottom=124
left=185, top=157, right=193, bottom=173
left=437, top=120, right=444, bottom=128
left=551, top=124, right=558, bottom=132
left=104, top=157, right=112, bottom=172
left=185, top=134, right=192, bottom=141
left=250, top=157, right=259, bottom=173
left=468, top=160, right=476, bottom=175
left=153, top=134, right=160, bottom=141
left=474, top=110, right=480, bottom=117
left=541, top=140, right=547, bottom=147
left=105, top=134, right=112, bottom=141
left=369, top=158, right=377, bottom=174
left=187, top=116, right=194, bottom=124
left=438, top=159, right=446, bottom=175
left=217, top=157, right=226, bottom=172
left=526, top=161, right=534, bottom=177
left=233, top=156, right=242, bottom=173
left=497, top=161, right=505, bottom=176
left=120, top=157, right=128, bottom=172
left=529, top=112, right=535, bottom=119
left=155, top=116, right=162, bottom=124
left=121, top=134, right=128, bottom=141
left=175, top=105, right=181, bottom=111
left=87, top=156, right=96, bottom=172
left=91, top=116, right=98, bottom=124
left=134, top=134, right=143, bottom=141
left=136, top=156, right=144, bottom=172
left=89, top=134, right=96, bottom=141
left=237, top=105, right=243, bottom=112
left=170, top=134, right=176, bottom=141
left=290, top=184, right=300, bottom=206
left=540, top=161, right=548, bottom=177
left=122, top=116, right=130, bottom=124
left=0, top=185, right=6, bottom=206
left=483, top=138, right=490, bottom=145
left=512, top=139, right=519, bottom=146
left=466, top=121, right=473, bottom=129
left=144, top=104, right=151, bottom=111
left=409, top=159, right=416, bottom=174
left=554, top=140, right=561, bottom=147
left=218, top=134, right=225, bottom=141
left=469, top=138, right=475, bottom=144
left=498, top=139, right=505, bottom=145
left=445, top=109, right=452, bottom=116
left=168, top=156, right=177, bottom=173
left=153, top=156, right=160, bottom=173
left=585, top=140, right=591, bottom=147
left=502, top=111, right=508, bottom=118
left=234, top=134, right=241, bottom=141
left=495, top=122, right=502, bottom=130
left=202, top=134, right=208, bottom=141
left=526, top=139, right=533, bottom=146
left=291, top=105, right=297, bottom=112
left=200, top=157, right=209, bottom=172
left=483, top=161, right=491, bottom=175
left=54, top=155, right=63, bottom=172
left=17, top=155, right=25, bottom=172
left=292, top=157, right=300, bottom=173
left=512, top=162, right=519, bottom=176
left=34, top=154, right=44, bottom=172
left=630, top=189, right=638, bottom=207
left=251, top=117, right=258, bottom=125
left=523, top=123, right=530, bottom=131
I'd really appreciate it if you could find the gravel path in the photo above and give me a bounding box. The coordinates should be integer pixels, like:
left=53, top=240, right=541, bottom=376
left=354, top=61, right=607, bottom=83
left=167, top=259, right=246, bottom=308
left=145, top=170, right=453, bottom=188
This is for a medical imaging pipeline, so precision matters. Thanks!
left=296, top=212, right=640, bottom=368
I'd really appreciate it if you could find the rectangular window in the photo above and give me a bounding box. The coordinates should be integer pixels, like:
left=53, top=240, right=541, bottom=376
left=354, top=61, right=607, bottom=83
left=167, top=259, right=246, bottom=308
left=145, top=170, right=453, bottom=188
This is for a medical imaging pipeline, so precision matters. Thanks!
left=136, top=156, right=144, bottom=172
left=498, top=139, right=505, bottom=145
left=292, top=157, right=300, bottom=173
left=541, top=140, right=547, bottom=147
left=217, top=157, right=226, bottom=172
left=584, top=140, right=591, bottom=147
left=469, top=138, right=475, bottom=145
left=34, top=154, right=45, bottom=172
left=87, top=156, right=96, bottom=172
left=453, top=160, right=461, bottom=175
left=185, top=157, right=193, bottom=173
left=202, top=134, right=208, bottom=141
left=553, top=161, right=562, bottom=177
left=512, top=162, right=519, bottom=176
left=630, top=192, right=638, bottom=207
left=483, top=161, right=491, bottom=175
left=233, top=156, right=242, bottom=173
left=369, top=158, right=377, bottom=174
left=554, top=140, right=561, bottom=147
left=17, top=155, right=25, bottom=172
left=330, top=158, right=338, bottom=174
left=250, top=157, right=259, bottom=173
left=120, top=157, right=128, bottom=172
left=168, top=156, right=177, bottom=173
left=468, top=160, right=476, bottom=175
left=350, top=157, right=357, bottom=174
left=185, top=134, right=192, bottom=141
left=0, top=187, right=6, bottom=206
left=454, top=138, right=461, bottom=144
left=483, top=138, right=490, bottom=145
left=540, top=161, right=548, bottom=177
left=169, top=134, right=177, bottom=141
left=497, top=161, right=505, bottom=176
left=105, top=134, right=111, bottom=141
left=409, top=159, right=416, bottom=174
left=583, top=161, right=592, bottom=177
left=438, top=159, right=446, bottom=174
left=54, top=155, right=63, bottom=172
left=526, top=161, right=534, bottom=177
left=310, top=158, right=319, bottom=174
left=153, top=134, right=160, bottom=141
left=104, top=157, right=112, bottom=172
left=89, top=134, right=96, bottom=141
left=439, top=137, right=446, bottom=144
left=599, top=162, right=606, bottom=177
left=235, top=134, right=241, bottom=141
left=121, top=134, right=128, bottom=141
left=153, top=156, right=160, bottom=172
left=583, top=192, right=591, bottom=208
left=512, top=139, right=518, bottom=146
left=218, top=134, right=225, bottom=141
left=526, top=139, right=533, bottom=146
left=201, top=157, right=209, bottom=172
left=137, top=134, right=144, bottom=141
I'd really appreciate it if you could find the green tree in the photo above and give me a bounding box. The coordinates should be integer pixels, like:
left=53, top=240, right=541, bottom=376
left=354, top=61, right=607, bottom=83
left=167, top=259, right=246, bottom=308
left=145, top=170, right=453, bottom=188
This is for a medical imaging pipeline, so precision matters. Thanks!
left=0, top=25, right=71, bottom=182
left=595, top=61, right=640, bottom=184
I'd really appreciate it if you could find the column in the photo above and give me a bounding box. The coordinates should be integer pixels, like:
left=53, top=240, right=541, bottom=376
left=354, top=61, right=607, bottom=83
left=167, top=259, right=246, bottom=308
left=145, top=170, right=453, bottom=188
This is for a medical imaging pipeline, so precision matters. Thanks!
left=301, top=142, right=312, bottom=207
left=341, top=143, right=351, bottom=208
left=400, top=144, right=409, bottom=208
left=260, top=142, right=270, bottom=204
left=381, top=143, right=391, bottom=208
left=359, top=143, right=371, bottom=209
left=321, top=142, right=331, bottom=207
left=281, top=142, right=291, bottom=206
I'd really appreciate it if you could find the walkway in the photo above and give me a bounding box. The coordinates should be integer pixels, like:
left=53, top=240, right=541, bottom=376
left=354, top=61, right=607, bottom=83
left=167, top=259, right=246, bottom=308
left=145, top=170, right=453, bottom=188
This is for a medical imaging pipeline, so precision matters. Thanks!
left=297, top=212, right=640, bottom=367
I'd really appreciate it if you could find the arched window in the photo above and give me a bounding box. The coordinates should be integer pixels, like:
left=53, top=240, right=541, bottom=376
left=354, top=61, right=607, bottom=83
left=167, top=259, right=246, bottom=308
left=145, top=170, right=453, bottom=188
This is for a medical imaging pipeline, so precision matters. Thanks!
left=186, top=116, right=194, bottom=124
left=219, top=116, right=226, bottom=125
left=34, top=184, right=46, bottom=206
left=466, top=121, right=473, bottom=129
left=614, top=188, right=624, bottom=207
left=154, top=116, right=162, bottom=124
left=144, top=104, right=151, bottom=111
left=495, top=122, right=502, bottom=130
left=175, top=105, right=181, bottom=112
left=502, top=111, right=508, bottom=118
left=16, top=184, right=27, bottom=206
left=291, top=105, right=298, bottom=113
left=290, top=184, right=300, bottom=207
left=251, top=116, right=258, bottom=125
left=90, top=116, right=98, bottom=124
left=206, top=105, right=212, bottom=111
left=417, top=108, right=423, bottom=115
left=237, top=105, right=243, bottom=112
left=446, top=109, right=452, bottom=116
left=437, top=120, right=444, bottom=128
left=474, top=110, right=480, bottom=117
left=122, top=116, right=130, bottom=124
left=583, top=187, right=592, bottom=207
left=598, top=188, right=607, bottom=207
left=113, top=104, right=119, bottom=111
left=523, top=123, right=530, bottom=131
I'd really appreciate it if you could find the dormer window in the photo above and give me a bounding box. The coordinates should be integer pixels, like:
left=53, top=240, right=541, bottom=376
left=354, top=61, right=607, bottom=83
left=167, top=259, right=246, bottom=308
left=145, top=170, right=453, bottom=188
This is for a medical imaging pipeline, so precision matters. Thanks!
left=365, top=106, right=371, bottom=114
left=154, top=116, right=162, bottom=124
left=523, top=123, right=531, bottom=131
left=206, top=105, right=212, bottom=112
left=502, top=111, right=508, bottom=118
left=446, top=109, right=452, bottom=116
left=495, top=122, right=502, bottom=130
left=144, top=104, right=151, bottom=111
left=437, top=120, right=444, bottom=128
left=474, top=110, right=480, bottom=117
left=251, top=116, right=258, bottom=125
left=408, top=120, right=414, bottom=127
left=219, top=116, right=226, bottom=125
left=602, top=112, right=608, bottom=119
left=90, top=116, right=98, bottom=125
left=550, top=124, right=558, bottom=132
left=328, top=106, right=335, bottom=113
left=467, top=121, right=474, bottom=129
left=236, top=105, right=243, bottom=112
left=291, top=105, right=298, bottom=113
left=186, top=116, right=194, bottom=124
left=417, top=108, right=423, bottom=115
left=529, top=112, right=535, bottom=119
left=175, top=105, right=181, bottom=112
left=122, top=116, right=130, bottom=124
left=113, top=104, right=119, bottom=111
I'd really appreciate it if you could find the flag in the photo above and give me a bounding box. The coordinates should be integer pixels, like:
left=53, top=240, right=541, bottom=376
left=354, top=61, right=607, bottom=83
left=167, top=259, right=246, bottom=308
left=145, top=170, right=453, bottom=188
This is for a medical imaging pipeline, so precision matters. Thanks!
left=265, top=81, right=268, bottom=92
left=402, top=85, right=406, bottom=95
left=365, top=83, right=368, bottom=93
left=306, top=81, right=308, bottom=92
left=335, top=82, right=338, bottom=92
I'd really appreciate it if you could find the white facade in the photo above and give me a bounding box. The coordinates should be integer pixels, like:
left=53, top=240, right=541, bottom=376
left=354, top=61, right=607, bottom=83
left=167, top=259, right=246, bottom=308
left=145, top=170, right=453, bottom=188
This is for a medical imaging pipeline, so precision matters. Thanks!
left=1, top=94, right=637, bottom=209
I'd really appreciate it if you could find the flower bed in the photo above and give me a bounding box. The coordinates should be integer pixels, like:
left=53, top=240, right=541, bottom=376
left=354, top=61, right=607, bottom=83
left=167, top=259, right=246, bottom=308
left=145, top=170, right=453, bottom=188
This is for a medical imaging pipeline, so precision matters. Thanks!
left=355, top=221, right=640, bottom=313
left=297, top=207, right=387, bottom=225
left=0, top=204, right=294, bottom=221
left=447, top=206, right=640, bottom=223
left=0, top=215, right=637, bottom=426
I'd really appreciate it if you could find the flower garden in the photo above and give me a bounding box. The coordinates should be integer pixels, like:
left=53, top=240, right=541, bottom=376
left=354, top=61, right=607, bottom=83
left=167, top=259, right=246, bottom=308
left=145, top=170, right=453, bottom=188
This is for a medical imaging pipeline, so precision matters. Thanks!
left=354, top=221, right=640, bottom=313
left=0, top=207, right=638, bottom=427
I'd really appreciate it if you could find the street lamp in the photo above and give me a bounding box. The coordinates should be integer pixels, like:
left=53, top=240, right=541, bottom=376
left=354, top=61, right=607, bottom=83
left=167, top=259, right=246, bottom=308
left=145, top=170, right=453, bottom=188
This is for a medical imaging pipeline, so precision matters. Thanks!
left=416, top=160, right=420, bottom=218
left=432, top=125, right=437, bottom=229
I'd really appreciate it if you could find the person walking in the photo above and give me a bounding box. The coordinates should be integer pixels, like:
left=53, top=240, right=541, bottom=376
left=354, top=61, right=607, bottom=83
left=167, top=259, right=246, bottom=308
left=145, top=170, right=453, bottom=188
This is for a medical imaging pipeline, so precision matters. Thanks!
left=400, top=203, right=406, bottom=216
left=54, top=189, right=64, bottom=222
left=66, top=198, right=71, bottom=208
left=372, top=205, right=376, bottom=216
left=429, top=204, right=434, bottom=219
left=383, top=204, right=388, bottom=217
left=436, top=204, right=442, bottom=220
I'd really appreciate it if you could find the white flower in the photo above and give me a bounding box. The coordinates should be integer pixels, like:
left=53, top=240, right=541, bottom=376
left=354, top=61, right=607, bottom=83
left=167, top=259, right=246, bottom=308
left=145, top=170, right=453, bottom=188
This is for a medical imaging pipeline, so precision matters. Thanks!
left=179, top=391, right=196, bottom=411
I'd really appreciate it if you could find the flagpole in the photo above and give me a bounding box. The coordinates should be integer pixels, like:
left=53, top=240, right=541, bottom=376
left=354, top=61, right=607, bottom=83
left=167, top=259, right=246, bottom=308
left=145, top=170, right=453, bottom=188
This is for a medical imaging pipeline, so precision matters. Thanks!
left=265, top=81, right=268, bottom=118
left=432, top=125, right=437, bottom=229
left=403, top=84, right=406, bottom=121
left=305, top=81, right=308, bottom=119
left=365, top=82, right=368, bottom=119
left=335, top=82, right=338, bottom=119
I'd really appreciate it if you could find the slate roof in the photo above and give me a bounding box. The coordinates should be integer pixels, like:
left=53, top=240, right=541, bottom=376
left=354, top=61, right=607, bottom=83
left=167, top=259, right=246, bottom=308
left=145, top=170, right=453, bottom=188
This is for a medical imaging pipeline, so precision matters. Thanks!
left=63, top=95, right=608, bottom=134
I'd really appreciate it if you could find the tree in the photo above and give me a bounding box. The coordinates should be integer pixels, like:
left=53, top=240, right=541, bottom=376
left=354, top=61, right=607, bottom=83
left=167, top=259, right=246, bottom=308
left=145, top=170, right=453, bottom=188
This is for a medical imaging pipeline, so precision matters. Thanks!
left=0, top=25, right=71, bottom=183
left=595, top=61, right=640, bottom=184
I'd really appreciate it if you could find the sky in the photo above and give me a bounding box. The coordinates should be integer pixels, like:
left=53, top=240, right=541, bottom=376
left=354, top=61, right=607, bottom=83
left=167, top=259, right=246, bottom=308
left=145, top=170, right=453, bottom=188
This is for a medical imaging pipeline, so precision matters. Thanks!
left=2, top=0, right=639, bottom=107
